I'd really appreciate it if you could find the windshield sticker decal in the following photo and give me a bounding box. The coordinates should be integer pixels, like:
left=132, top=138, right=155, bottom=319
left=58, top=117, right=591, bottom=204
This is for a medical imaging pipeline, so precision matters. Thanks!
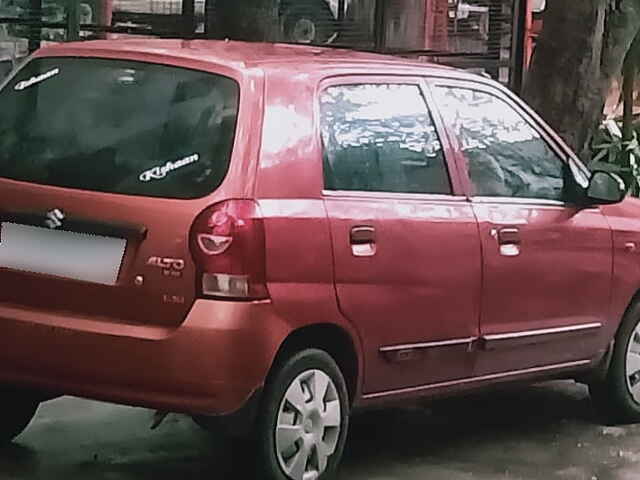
left=14, top=68, right=60, bottom=91
left=139, top=153, right=200, bottom=182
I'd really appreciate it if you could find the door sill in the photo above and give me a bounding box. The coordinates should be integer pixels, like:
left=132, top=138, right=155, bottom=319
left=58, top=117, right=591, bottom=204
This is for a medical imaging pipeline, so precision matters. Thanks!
left=361, top=359, right=592, bottom=400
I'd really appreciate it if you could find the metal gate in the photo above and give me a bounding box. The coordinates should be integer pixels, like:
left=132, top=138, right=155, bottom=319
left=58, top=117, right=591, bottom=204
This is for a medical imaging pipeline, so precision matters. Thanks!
left=1, top=0, right=524, bottom=89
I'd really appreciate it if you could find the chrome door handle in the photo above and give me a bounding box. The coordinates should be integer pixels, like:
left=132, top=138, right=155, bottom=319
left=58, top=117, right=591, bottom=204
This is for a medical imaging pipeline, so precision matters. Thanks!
left=350, top=226, right=376, bottom=257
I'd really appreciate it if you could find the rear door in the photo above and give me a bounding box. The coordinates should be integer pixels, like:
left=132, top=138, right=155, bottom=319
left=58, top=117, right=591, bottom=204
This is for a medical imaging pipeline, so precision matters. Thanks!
left=320, top=77, right=482, bottom=395
left=0, top=56, right=241, bottom=328
left=430, top=80, right=612, bottom=375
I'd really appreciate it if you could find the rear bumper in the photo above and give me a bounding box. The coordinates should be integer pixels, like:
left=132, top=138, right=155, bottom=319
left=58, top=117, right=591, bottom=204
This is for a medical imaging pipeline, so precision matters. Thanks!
left=0, top=299, right=290, bottom=415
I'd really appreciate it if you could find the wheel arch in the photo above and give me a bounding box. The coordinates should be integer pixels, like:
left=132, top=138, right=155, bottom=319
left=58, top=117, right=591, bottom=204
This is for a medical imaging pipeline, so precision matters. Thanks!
left=582, top=288, right=640, bottom=384
left=267, top=323, right=361, bottom=405
left=625, top=289, right=640, bottom=316
left=612, top=288, right=640, bottom=340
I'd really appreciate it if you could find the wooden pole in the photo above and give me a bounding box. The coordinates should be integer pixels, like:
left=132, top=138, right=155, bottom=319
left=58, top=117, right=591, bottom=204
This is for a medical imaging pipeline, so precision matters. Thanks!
left=374, top=0, right=386, bottom=51
left=622, top=53, right=636, bottom=193
left=623, top=55, right=636, bottom=142
left=182, top=0, right=195, bottom=37
left=66, top=0, right=80, bottom=41
left=28, top=0, right=42, bottom=52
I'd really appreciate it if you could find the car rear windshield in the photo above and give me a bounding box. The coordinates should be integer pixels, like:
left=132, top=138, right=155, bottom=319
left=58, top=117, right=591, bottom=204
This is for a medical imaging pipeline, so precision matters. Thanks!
left=0, top=57, right=239, bottom=199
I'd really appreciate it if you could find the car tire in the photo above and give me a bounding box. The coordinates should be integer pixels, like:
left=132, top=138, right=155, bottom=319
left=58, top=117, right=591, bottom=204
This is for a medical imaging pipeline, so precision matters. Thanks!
left=589, top=301, right=640, bottom=424
left=255, top=348, right=350, bottom=480
left=281, top=2, right=337, bottom=44
left=0, top=389, right=40, bottom=445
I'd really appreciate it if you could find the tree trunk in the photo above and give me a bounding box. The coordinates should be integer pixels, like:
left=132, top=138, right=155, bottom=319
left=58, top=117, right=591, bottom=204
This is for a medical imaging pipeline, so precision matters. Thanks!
left=523, top=0, right=640, bottom=160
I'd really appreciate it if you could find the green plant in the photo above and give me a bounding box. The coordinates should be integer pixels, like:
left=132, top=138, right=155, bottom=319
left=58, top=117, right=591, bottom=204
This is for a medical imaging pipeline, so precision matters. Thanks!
left=590, top=120, right=640, bottom=196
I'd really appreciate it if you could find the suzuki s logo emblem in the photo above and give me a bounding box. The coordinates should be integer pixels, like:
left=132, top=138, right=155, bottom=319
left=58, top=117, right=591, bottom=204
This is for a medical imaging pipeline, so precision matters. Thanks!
left=45, top=208, right=65, bottom=229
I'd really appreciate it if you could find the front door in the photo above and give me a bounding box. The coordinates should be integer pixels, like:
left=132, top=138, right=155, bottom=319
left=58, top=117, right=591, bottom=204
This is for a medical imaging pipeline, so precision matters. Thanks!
left=319, top=78, right=482, bottom=394
left=431, top=82, right=612, bottom=376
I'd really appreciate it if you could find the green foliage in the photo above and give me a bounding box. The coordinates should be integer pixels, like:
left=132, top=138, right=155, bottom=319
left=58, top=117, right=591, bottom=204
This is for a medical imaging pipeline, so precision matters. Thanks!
left=590, top=120, right=640, bottom=195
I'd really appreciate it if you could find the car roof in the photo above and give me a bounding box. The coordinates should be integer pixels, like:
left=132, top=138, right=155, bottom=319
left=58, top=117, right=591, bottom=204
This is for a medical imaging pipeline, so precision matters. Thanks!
left=37, top=38, right=462, bottom=76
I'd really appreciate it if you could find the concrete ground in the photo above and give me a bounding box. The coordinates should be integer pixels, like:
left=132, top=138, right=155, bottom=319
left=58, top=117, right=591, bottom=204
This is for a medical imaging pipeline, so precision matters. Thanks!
left=1, top=381, right=640, bottom=480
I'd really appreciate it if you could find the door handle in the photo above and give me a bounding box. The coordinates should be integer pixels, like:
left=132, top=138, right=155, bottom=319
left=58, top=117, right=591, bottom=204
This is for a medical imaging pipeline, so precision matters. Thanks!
left=497, top=227, right=520, bottom=245
left=350, top=226, right=376, bottom=257
left=494, top=227, right=520, bottom=257
left=350, top=226, right=375, bottom=244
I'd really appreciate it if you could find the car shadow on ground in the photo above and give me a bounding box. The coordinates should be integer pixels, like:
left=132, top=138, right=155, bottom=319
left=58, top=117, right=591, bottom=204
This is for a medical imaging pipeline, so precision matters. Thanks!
left=0, top=443, right=40, bottom=478
left=348, top=381, right=596, bottom=454
left=337, top=381, right=621, bottom=480
left=0, top=382, right=608, bottom=480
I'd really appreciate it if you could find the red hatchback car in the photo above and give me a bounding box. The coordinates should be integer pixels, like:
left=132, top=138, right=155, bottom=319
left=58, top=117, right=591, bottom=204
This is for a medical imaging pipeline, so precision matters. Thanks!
left=0, top=39, right=638, bottom=479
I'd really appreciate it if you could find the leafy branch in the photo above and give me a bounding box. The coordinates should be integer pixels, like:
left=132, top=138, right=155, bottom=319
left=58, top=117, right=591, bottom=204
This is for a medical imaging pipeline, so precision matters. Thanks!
left=590, top=120, right=640, bottom=195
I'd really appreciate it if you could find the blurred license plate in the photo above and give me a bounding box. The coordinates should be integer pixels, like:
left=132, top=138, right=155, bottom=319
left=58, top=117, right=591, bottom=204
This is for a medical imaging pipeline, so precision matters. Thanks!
left=0, top=222, right=126, bottom=285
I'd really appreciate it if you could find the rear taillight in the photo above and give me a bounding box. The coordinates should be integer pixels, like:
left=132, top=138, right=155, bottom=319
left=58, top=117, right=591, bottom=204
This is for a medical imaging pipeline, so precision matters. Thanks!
left=189, top=200, right=268, bottom=300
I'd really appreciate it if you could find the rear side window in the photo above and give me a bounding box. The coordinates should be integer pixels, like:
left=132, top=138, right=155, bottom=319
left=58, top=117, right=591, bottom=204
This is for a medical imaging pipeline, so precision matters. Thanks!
left=320, top=83, right=451, bottom=195
left=0, top=57, right=239, bottom=199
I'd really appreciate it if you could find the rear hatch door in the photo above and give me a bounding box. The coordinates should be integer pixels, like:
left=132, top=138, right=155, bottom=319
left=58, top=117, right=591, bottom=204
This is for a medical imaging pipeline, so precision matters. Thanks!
left=0, top=55, right=240, bottom=327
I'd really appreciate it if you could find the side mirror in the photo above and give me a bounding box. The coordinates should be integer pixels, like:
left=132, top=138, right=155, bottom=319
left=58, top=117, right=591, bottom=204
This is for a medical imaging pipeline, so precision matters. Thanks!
left=587, top=171, right=626, bottom=205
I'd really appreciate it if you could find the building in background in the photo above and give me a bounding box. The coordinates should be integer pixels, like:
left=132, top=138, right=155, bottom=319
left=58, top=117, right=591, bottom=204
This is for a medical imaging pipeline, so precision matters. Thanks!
left=522, top=0, right=543, bottom=71
left=1, top=0, right=528, bottom=91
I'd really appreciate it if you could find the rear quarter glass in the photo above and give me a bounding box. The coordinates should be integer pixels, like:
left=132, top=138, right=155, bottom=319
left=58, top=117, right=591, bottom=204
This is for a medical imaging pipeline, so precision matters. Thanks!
left=0, top=57, right=240, bottom=199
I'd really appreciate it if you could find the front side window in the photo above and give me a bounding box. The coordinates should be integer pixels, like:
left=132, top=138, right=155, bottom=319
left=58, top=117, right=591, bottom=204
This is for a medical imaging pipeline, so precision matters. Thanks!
left=0, top=57, right=239, bottom=199
left=320, top=83, right=451, bottom=195
left=433, top=86, right=566, bottom=201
